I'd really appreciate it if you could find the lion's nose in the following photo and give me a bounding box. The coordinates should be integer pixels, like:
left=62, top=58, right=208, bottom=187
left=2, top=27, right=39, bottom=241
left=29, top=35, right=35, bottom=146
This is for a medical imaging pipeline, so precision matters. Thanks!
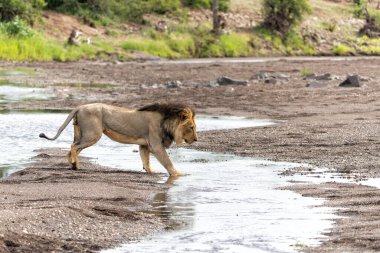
left=194, top=136, right=198, bottom=142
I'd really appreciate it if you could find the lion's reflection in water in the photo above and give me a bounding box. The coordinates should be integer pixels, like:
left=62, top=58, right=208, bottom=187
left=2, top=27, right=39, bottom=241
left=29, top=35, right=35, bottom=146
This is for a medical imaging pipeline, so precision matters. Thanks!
left=103, top=149, right=336, bottom=253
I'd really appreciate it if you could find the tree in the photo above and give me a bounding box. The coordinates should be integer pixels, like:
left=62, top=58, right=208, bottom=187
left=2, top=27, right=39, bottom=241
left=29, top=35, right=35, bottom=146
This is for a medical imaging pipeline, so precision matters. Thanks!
left=262, top=0, right=311, bottom=35
left=0, top=0, right=46, bottom=23
left=212, top=0, right=219, bottom=34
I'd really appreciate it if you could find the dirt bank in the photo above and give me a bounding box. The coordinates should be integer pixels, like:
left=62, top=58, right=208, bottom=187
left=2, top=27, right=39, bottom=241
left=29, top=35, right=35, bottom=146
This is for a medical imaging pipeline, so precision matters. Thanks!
left=2, top=57, right=380, bottom=252
left=0, top=148, right=168, bottom=252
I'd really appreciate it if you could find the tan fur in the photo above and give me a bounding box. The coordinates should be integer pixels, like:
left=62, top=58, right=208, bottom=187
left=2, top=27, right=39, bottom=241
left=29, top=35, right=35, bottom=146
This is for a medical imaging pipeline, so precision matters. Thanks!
left=40, top=103, right=198, bottom=177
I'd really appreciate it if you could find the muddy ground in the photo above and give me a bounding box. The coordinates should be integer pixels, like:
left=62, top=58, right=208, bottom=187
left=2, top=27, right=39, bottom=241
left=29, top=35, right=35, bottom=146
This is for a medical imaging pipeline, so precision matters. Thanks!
left=0, top=148, right=169, bottom=253
left=1, top=57, right=380, bottom=252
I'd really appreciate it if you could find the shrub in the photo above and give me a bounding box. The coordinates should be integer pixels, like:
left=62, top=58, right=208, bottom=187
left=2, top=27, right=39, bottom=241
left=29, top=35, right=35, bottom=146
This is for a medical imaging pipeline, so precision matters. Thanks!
left=262, top=0, right=311, bottom=35
left=198, top=33, right=251, bottom=57
left=166, top=33, right=195, bottom=57
left=218, top=33, right=251, bottom=57
left=0, top=0, right=46, bottom=23
left=353, top=0, right=366, bottom=18
left=0, top=17, right=35, bottom=37
left=46, top=0, right=181, bottom=23
left=183, top=0, right=230, bottom=12
left=150, top=0, right=180, bottom=14
left=183, top=0, right=211, bottom=9
left=368, top=9, right=380, bottom=28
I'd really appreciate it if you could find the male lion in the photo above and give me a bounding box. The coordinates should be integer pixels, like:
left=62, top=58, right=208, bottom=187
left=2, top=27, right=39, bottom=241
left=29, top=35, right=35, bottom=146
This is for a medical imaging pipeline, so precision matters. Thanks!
left=39, top=103, right=197, bottom=177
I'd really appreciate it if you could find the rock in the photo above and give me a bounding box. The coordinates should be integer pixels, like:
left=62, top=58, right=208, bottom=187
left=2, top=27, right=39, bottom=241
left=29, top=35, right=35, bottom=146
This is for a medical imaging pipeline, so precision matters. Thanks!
left=275, top=73, right=291, bottom=80
left=165, top=80, right=182, bottom=88
left=155, top=21, right=167, bottom=32
left=339, top=75, right=361, bottom=87
left=306, top=81, right=326, bottom=88
left=251, top=72, right=290, bottom=83
left=264, top=79, right=277, bottom=84
left=35, top=153, right=51, bottom=159
left=251, top=72, right=270, bottom=80
left=208, top=80, right=219, bottom=87
left=67, top=29, right=82, bottom=46
left=359, top=76, right=372, bottom=82
left=217, top=76, right=248, bottom=86
left=304, top=73, right=338, bottom=81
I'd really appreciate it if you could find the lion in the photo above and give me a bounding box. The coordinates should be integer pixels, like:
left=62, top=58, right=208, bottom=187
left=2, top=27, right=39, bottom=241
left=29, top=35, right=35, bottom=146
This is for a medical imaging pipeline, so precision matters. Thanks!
left=39, top=103, right=198, bottom=177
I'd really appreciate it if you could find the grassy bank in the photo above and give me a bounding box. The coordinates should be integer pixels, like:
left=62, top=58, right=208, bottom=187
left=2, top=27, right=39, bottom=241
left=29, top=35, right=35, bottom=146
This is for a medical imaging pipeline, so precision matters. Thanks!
left=2, top=22, right=380, bottom=61
left=1, top=0, right=380, bottom=61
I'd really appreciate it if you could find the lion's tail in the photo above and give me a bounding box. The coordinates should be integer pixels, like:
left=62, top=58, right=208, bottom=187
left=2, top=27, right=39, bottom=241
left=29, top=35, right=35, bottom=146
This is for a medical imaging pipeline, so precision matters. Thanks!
left=39, top=108, right=79, bottom=141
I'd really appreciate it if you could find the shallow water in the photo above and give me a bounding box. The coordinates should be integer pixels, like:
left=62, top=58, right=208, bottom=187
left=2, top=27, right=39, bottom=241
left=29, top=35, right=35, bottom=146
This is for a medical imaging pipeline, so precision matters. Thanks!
left=0, top=85, right=53, bottom=103
left=0, top=113, right=339, bottom=252
left=0, top=69, right=31, bottom=76
left=0, top=113, right=271, bottom=176
left=103, top=150, right=335, bottom=253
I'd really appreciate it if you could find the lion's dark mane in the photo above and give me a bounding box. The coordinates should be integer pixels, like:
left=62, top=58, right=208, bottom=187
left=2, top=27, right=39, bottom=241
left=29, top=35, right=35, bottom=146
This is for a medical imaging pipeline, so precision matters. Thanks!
left=138, top=103, right=195, bottom=148
left=138, top=103, right=195, bottom=120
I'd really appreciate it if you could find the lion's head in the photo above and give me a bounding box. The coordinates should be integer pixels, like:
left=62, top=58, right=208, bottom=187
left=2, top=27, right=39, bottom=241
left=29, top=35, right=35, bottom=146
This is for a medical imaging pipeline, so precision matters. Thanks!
left=175, top=108, right=197, bottom=144
left=138, top=103, right=198, bottom=146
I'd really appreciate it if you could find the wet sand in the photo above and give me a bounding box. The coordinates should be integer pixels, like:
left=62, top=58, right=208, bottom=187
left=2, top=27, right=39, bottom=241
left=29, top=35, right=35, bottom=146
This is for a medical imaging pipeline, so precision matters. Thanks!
left=1, top=57, right=380, bottom=252
left=0, top=149, right=168, bottom=252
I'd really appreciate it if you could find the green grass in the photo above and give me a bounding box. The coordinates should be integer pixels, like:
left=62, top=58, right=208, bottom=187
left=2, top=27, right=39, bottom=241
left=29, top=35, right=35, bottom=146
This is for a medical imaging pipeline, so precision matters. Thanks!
left=321, top=21, right=337, bottom=32
left=0, top=31, right=122, bottom=61
left=356, top=36, right=380, bottom=55
left=121, top=32, right=253, bottom=58
left=198, top=33, right=252, bottom=57
left=301, top=68, right=313, bottom=77
left=0, top=34, right=61, bottom=61
left=122, top=36, right=180, bottom=58
left=0, top=33, right=97, bottom=61
left=166, top=33, right=196, bottom=58
left=332, top=44, right=356, bottom=56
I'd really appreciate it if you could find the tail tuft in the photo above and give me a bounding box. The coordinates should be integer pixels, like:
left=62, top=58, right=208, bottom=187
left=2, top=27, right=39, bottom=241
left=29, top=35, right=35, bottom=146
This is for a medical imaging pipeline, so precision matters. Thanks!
left=39, top=133, right=47, bottom=139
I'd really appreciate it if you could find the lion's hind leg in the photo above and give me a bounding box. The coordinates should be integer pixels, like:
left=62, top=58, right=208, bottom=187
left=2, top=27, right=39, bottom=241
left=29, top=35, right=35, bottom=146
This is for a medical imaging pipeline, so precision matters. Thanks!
left=139, top=145, right=156, bottom=174
left=70, top=133, right=102, bottom=170
left=70, top=144, right=79, bottom=170
left=68, top=124, right=81, bottom=169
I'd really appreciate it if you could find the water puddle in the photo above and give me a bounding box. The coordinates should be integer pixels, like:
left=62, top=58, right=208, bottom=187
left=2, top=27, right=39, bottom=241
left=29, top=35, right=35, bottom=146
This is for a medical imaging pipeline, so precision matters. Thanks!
left=103, top=150, right=335, bottom=253
left=0, top=68, right=34, bottom=76
left=195, top=115, right=276, bottom=131
left=0, top=85, right=54, bottom=103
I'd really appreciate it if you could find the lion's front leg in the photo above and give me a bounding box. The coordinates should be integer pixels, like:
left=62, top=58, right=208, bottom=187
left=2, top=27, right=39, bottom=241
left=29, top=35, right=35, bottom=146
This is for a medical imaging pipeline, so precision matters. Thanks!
left=139, top=145, right=157, bottom=174
left=150, top=143, right=184, bottom=177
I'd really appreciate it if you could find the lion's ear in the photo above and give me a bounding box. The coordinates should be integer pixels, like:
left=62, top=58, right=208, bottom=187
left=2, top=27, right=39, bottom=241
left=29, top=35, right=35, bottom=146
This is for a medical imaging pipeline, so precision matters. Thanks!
left=179, top=109, right=191, bottom=121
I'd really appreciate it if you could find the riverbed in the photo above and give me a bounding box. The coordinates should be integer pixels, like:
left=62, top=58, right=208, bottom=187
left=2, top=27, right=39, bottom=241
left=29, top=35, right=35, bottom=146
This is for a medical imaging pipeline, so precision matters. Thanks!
left=2, top=58, right=380, bottom=252
left=1, top=112, right=338, bottom=252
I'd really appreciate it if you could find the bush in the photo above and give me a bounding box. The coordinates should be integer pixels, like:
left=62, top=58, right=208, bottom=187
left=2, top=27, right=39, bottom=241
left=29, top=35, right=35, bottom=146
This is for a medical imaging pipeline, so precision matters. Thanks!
left=0, top=0, right=46, bottom=23
left=166, top=33, right=195, bottom=57
left=151, top=0, right=180, bottom=14
left=0, top=17, right=35, bottom=37
left=368, top=9, right=380, bottom=27
left=183, top=0, right=230, bottom=12
left=262, top=0, right=311, bottom=35
left=45, top=0, right=181, bottom=23
left=198, top=34, right=251, bottom=57
left=353, top=0, right=366, bottom=18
